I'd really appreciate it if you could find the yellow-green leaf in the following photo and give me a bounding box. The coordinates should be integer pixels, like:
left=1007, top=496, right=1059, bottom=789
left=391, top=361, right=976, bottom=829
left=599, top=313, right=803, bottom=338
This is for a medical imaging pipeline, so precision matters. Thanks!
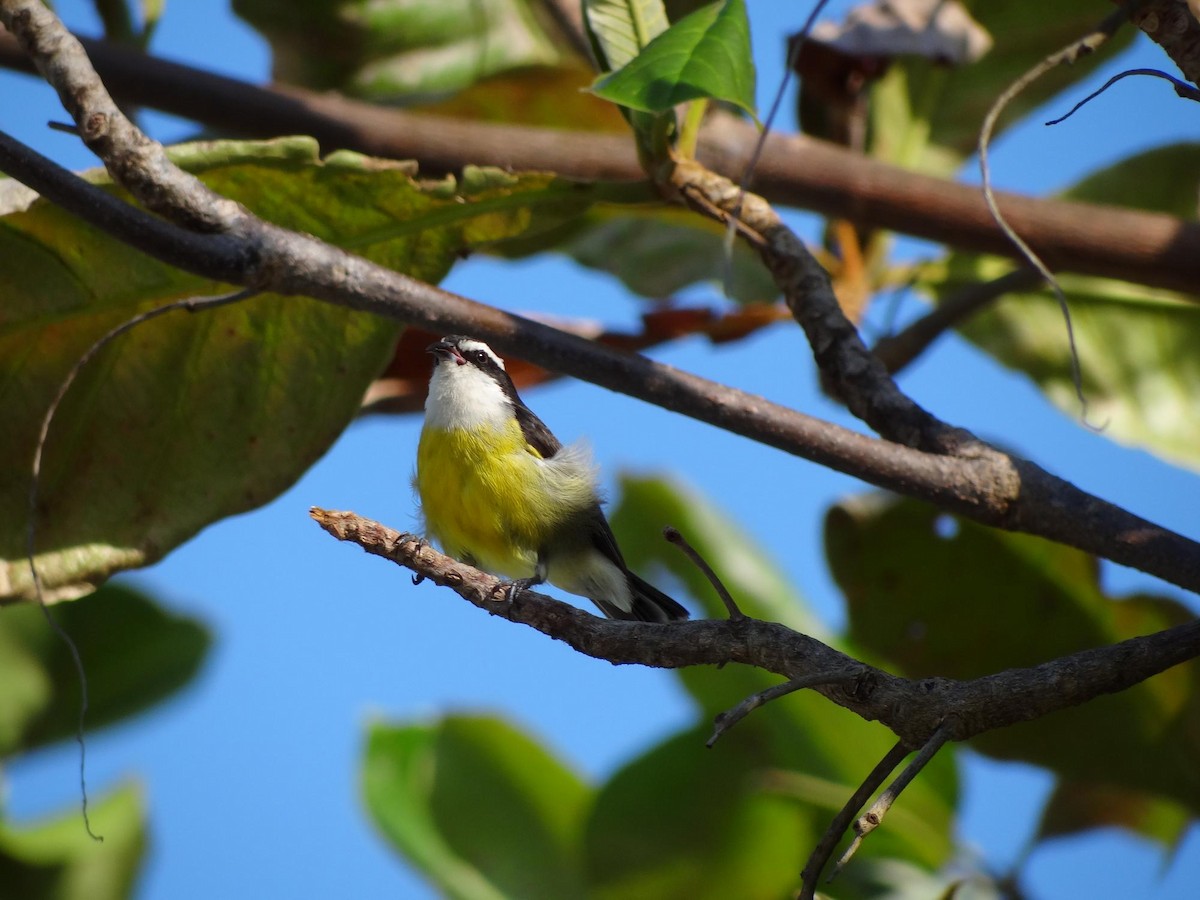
left=591, top=0, right=756, bottom=116
left=829, top=493, right=1200, bottom=826
left=363, top=715, right=590, bottom=900
left=0, top=784, right=146, bottom=900
left=1, top=138, right=593, bottom=600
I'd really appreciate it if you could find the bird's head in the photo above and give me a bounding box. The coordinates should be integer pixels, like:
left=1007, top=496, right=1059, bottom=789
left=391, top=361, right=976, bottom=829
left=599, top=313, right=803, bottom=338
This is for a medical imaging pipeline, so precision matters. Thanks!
left=427, top=335, right=506, bottom=371
left=424, top=336, right=515, bottom=429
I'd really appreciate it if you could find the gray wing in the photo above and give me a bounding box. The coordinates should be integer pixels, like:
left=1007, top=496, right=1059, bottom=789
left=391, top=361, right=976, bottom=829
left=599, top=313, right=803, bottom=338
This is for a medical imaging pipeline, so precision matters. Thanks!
left=512, top=394, right=678, bottom=609
left=586, top=505, right=628, bottom=570
left=513, top=400, right=627, bottom=569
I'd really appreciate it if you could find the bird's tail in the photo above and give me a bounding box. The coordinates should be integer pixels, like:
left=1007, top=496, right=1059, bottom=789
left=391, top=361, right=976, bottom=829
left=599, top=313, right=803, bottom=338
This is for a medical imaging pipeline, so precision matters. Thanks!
left=614, top=572, right=689, bottom=623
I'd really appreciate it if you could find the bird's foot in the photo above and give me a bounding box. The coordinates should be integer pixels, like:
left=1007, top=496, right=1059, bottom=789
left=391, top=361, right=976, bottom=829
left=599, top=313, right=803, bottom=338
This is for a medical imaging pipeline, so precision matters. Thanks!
left=409, top=536, right=431, bottom=584
left=503, top=576, right=541, bottom=603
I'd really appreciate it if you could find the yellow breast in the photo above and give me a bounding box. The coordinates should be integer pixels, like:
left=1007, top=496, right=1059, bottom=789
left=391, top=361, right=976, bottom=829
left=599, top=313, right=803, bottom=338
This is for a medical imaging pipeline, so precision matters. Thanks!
left=416, top=421, right=553, bottom=579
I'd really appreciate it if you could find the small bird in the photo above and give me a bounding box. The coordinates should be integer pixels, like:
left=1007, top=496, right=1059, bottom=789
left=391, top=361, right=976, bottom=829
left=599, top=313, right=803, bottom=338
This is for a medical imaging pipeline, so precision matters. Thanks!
left=416, top=335, right=688, bottom=623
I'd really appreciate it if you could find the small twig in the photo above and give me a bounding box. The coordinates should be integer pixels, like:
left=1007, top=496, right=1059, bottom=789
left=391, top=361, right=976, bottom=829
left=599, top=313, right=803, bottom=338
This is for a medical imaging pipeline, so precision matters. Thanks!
left=1045, top=66, right=1200, bottom=125
left=831, top=722, right=953, bottom=879
left=738, top=0, right=833, bottom=188
left=663, top=526, right=744, bottom=620
left=873, top=268, right=1043, bottom=374
left=26, top=287, right=257, bottom=839
left=707, top=672, right=856, bottom=748
left=798, top=740, right=911, bottom=899
left=720, top=0, right=833, bottom=297
left=977, top=7, right=1129, bottom=426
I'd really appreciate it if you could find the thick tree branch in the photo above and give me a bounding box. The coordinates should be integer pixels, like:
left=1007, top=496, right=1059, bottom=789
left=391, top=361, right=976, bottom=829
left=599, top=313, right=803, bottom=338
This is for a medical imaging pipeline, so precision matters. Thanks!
left=310, top=508, right=1200, bottom=751
left=2, top=29, right=1199, bottom=295
left=666, top=156, right=968, bottom=453
left=1, top=0, right=1199, bottom=596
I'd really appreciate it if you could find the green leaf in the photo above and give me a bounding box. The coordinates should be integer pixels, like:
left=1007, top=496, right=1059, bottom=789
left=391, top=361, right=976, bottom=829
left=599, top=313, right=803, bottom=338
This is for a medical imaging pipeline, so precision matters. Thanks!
left=591, top=0, right=756, bottom=116
left=585, top=726, right=811, bottom=900
left=0, top=783, right=146, bottom=900
left=363, top=715, right=590, bottom=900
left=828, top=493, right=1200, bottom=827
left=1064, top=142, right=1200, bottom=221
left=916, top=143, right=1200, bottom=471
left=1, top=138, right=592, bottom=601
left=0, top=583, right=210, bottom=755
left=0, top=617, right=50, bottom=758
left=584, top=0, right=671, bottom=72
left=233, top=0, right=561, bottom=101
left=611, top=477, right=957, bottom=871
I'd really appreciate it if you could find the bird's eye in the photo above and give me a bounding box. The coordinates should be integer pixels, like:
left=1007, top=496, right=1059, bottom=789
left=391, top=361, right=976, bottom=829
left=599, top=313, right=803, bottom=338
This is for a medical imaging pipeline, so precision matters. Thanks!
left=473, top=350, right=488, bottom=362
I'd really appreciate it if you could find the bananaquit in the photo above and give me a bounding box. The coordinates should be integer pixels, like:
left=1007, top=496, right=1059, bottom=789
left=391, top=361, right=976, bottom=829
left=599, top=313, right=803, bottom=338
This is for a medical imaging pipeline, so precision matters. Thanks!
left=416, top=336, right=688, bottom=623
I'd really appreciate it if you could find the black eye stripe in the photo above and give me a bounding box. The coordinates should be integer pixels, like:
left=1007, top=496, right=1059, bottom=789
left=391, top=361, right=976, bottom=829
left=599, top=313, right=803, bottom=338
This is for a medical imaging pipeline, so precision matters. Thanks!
left=464, top=347, right=499, bottom=369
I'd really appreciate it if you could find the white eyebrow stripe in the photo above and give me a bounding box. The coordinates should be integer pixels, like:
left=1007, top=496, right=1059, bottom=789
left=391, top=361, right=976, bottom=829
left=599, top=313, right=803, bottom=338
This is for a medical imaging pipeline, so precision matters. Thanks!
left=457, top=339, right=505, bottom=370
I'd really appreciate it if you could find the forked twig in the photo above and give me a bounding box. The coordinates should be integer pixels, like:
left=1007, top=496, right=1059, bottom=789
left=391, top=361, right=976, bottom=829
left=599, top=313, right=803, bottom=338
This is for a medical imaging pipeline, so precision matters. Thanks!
left=799, top=740, right=911, bottom=899
left=663, top=526, right=744, bottom=619
left=831, top=722, right=953, bottom=878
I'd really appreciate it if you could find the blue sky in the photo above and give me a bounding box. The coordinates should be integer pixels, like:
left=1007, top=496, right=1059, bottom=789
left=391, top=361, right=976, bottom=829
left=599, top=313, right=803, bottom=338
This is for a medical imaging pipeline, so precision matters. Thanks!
left=4, top=2, right=1199, bottom=898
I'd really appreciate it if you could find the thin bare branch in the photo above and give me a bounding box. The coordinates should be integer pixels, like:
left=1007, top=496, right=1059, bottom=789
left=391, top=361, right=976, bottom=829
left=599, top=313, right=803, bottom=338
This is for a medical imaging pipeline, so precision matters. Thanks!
left=663, top=526, right=744, bottom=620
left=23, top=286, right=255, bottom=839
left=707, top=673, right=856, bottom=748
left=977, top=18, right=1128, bottom=423
left=799, top=741, right=910, bottom=900
left=832, top=723, right=953, bottom=878
left=736, top=0, right=832, bottom=185
left=313, top=508, right=1200, bottom=750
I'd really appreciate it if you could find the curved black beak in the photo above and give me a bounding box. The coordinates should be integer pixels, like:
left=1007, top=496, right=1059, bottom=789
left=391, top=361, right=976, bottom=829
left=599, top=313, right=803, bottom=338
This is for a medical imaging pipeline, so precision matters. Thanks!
left=426, top=338, right=464, bottom=365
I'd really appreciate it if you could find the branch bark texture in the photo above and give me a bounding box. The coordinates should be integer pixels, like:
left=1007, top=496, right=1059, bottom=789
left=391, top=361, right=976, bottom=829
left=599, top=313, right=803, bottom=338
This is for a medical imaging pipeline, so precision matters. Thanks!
left=311, top=509, right=1200, bottom=750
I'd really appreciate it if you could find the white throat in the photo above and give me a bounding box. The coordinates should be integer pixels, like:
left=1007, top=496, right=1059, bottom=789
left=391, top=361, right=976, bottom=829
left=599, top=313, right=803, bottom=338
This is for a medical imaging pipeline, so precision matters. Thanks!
left=424, top=359, right=512, bottom=431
